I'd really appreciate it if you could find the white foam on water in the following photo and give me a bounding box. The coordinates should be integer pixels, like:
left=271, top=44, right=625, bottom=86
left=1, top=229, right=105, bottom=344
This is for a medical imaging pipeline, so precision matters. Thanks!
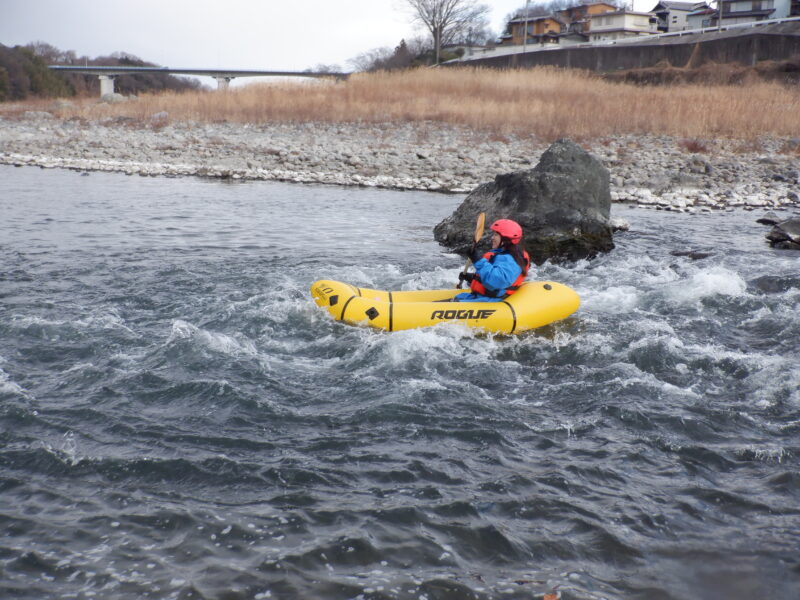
left=738, top=305, right=776, bottom=326
left=10, top=309, right=135, bottom=335
left=74, top=309, right=136, bottom=334
left=604, top=360, right=702, bottom=400
left=253, top=297, right=314, bottom=329
left=37, top=431, right=85, bottom=467
left=0, top=356, right=31, bottom=398
left=108, top=349, right=149, bottom=369
left=11, top=315, right=70, bottom=328
left=9, top=315, right=78, bottom=344
left=222, top=292, right=270, bottom=317
left=325, top=264, right=404, bottom=289
left=574, top=251, right=680, bottom=290
left=59, top=431, right=79, bottom=465
left=677, top=338, right=795, bottom=406
left=62, top=362, right=96, bottom=374
left=168, top=319, right=258, bottom=358
left=565, top=316, right=671, bottom=367
left=579, top=285, right=641, bottom=314
left=403, top=266, right=465, bottom=291
left=398, top=377, right=449, bottom=393
left=0, top=369, right=27, bottom=397
left=522, top=416, right=602, bottom=437
left=626, top=325, right=682, bottom=353
left=734, top=445, right=791, bottom=463
left=680, top=339, right=781, bottom=366
left=377, top=324, right=483, bottom=368
left=769, top=290, right=800, bottom=320
left=666, top=266, right=747, bottom=304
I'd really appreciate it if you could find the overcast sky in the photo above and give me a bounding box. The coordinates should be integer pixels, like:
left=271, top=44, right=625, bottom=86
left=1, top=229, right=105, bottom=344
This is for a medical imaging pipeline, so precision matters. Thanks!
left=2, top=0, right=651, bottom=75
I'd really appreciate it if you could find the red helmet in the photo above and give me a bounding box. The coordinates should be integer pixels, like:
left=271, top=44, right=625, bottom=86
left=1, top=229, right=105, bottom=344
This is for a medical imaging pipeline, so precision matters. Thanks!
left=490, top=219, right=523, bottom=244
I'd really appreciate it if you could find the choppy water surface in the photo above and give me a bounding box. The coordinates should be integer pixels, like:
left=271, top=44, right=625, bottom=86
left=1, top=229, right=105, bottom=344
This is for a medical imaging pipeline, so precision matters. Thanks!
left=1, top=164, right=799, bottom=600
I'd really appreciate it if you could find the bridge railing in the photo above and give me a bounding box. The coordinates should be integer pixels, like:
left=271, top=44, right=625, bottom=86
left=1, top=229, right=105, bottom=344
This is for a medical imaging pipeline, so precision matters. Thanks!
left=47, top=66, right=351, bottom=95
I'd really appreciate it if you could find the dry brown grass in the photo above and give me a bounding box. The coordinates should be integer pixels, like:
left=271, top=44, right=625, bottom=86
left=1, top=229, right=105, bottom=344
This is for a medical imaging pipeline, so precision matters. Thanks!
left=6, top=67, right=800, bottom=141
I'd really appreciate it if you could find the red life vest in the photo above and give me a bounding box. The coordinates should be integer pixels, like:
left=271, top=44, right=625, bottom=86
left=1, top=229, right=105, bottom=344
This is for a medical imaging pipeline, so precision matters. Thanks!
left=469, top=249, right=531, bottom=298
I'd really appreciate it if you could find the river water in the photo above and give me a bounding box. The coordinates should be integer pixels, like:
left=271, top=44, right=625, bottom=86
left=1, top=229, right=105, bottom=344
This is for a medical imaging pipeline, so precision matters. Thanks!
left=1, top=164, right=799, bottom=600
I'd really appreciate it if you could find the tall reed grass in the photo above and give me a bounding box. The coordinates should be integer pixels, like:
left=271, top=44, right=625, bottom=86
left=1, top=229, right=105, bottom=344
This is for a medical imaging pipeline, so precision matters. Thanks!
left=25, top=67, right=800, bottom=140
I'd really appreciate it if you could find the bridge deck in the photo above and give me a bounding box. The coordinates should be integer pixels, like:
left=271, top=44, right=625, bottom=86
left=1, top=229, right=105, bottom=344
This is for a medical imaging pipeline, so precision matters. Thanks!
left=48, top=66, right=349, bottom=79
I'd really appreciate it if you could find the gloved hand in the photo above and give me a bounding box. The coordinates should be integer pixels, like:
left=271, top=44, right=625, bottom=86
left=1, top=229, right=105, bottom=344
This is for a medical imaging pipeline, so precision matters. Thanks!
left=469, top=247, right=483, bottom=264
left=458, top=272, right=475, bottom=283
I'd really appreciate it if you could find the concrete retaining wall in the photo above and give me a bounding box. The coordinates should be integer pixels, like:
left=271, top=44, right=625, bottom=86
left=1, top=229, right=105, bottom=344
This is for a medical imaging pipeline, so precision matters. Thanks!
left=451, top=24, right=800, bottom=72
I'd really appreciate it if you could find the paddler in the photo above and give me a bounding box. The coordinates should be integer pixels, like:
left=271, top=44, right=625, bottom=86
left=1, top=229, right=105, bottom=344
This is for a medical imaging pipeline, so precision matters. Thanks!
left=455, top=219, right=531, bottom=303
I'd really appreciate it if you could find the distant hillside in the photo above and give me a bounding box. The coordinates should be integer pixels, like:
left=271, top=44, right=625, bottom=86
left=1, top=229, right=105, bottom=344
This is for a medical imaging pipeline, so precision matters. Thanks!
left=0, top=42, right=203, bottom=101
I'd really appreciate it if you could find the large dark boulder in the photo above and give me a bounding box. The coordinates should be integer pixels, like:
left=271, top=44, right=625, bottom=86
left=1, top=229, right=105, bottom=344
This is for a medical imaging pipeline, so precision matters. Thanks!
left=434, top=138, right=614, bottom=264
left=766, top=217, right=800, bottom=250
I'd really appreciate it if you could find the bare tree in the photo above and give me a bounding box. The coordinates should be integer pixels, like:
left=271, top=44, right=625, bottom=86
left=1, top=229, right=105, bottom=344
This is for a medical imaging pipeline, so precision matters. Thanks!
left=403, top=0, right=490, bottom=65
left=26, top=41, right=64, bottom=63
left=348, top=47, right=395, bottom=72
left=310, top=63, right=343, bottom=74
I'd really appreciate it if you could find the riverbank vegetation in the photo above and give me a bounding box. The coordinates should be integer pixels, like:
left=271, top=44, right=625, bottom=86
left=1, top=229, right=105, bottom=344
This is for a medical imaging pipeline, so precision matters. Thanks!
left=4, top=66, right=799, bottom=140
left=0, top=42, right=202, bottom=101
left=0, top=44, right=72, bottom=101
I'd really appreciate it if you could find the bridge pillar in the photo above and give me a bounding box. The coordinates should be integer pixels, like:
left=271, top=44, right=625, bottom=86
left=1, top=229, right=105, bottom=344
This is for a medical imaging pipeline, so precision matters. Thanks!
left=214, top=76, right=233, bottom=91
left=99, top=75, right=116, bottom=96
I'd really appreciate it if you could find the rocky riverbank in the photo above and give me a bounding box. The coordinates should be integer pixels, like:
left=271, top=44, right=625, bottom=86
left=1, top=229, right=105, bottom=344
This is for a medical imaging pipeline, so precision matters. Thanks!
left=1, top=110, right=799, bottom=212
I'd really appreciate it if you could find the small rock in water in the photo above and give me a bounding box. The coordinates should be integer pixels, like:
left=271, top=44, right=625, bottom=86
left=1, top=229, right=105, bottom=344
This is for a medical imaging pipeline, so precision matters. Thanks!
left=670, top=249, right=714, bottom=260
left=766, top=217, right=800, bottom=250
left=756, top=211, right=780, bottom=226
left=611, top=217, right=630, bottom=231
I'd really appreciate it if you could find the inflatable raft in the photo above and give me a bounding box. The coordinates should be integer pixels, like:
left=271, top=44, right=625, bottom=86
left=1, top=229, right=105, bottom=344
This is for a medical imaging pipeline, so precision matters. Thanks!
left=310, top=279, right=580, bottom=334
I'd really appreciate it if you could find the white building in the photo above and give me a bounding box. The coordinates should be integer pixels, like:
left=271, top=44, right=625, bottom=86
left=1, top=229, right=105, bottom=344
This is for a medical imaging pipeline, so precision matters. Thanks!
left=651, top=2, right=712, bottom=31
left=718, top=0, right=793, bottom=24
left=588, top=10, right=659, bottom=41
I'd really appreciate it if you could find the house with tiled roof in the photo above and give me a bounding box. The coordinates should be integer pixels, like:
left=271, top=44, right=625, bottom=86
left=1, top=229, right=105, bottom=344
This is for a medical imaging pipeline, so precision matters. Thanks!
left=501, top=13, right=565, bottom=46
left=686, top=5, right=719, bottom=28
left=587, top=9, right=659, bottom=41
left=717, top=0, right=793, bottom=24
left=499, top=2, right=628, bottom=46
left=651, top=1, right=712, bottom=31
left=556, top=2, right=622, bottom=34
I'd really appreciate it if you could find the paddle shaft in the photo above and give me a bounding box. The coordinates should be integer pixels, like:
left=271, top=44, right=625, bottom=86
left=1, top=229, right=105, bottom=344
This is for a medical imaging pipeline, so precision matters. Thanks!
left=457, top=212, right=486, bottom=289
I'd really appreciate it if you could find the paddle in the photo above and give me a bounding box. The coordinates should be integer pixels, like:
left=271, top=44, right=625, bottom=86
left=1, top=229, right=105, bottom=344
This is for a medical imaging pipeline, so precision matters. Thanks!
left=457, top=212, right=486, bottom=289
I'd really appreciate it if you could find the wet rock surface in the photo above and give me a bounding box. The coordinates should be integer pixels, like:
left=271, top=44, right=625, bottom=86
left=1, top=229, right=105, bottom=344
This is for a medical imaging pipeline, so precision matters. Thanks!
left=670, top=250, right=714, bottom=260
left=433, top=139, right=614, bottom=264
left=765, top=217, right=800, bottom=250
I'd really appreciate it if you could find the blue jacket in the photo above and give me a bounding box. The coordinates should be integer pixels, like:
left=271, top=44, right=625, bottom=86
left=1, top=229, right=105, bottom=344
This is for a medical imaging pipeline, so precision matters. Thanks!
left=455, top=249, right=523, bottom=303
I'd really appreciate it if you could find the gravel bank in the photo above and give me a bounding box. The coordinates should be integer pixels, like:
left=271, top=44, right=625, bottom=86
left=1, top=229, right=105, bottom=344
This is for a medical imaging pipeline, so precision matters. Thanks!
left=1, top=111, right=798, bottom=212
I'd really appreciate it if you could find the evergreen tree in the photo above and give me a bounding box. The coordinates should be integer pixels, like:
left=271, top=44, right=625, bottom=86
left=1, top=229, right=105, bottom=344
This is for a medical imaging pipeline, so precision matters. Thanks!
left=0, top=42, right=203, bottom=102
left=0, top=67, right=10, bottom=102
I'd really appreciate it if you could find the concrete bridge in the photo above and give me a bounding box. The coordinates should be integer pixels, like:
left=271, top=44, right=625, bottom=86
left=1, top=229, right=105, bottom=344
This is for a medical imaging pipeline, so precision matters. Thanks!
left=47, top=65, right=350, bottom=96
